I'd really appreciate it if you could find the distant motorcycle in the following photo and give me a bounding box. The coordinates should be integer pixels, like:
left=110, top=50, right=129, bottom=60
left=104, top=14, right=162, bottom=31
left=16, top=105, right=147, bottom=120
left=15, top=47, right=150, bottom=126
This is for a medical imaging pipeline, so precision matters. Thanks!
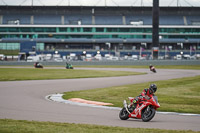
left=34, top=62, right=43, bottom=68
left=66, top=63, right=73, bottom=69
left=149, top=65, right=156, bottom=73
left=119, top=95, right=160, bottom=122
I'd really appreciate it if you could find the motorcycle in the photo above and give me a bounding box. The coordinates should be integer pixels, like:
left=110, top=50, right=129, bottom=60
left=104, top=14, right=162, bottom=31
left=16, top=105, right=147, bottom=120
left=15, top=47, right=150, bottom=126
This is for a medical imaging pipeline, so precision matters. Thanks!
left=119, top=95, right=160, bottom=122
left=66, top=63, right=73, bottom=69
left=150, top=66, right=156, bottom=73
left=34, top=62, right=43, bottom=68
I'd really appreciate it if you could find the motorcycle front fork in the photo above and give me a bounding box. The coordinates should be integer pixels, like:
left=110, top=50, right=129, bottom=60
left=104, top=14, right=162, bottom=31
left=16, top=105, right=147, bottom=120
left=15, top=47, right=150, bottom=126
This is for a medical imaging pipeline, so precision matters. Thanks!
left=127, top=103, right=136, bottom=113
left=144, top=106, right=151, bottom=114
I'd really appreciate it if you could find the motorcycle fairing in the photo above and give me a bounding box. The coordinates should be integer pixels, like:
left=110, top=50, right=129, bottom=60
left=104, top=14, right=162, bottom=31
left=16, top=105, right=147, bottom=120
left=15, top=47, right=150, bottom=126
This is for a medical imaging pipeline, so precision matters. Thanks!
left=129, top=101, right=151, bottom=118
left=128, top=96, right=160, bottom=119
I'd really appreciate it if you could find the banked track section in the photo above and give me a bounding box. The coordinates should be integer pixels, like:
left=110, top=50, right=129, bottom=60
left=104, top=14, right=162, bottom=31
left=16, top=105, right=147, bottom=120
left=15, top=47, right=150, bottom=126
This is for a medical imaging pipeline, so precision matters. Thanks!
left=0, top=68, right=200, bottom=131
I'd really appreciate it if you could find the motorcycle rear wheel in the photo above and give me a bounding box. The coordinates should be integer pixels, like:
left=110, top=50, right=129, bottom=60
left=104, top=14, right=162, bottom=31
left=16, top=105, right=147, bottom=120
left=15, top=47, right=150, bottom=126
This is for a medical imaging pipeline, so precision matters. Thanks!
left=119, top=107, right=129, bottom=120
left=142, top=107, right=156, bottom=122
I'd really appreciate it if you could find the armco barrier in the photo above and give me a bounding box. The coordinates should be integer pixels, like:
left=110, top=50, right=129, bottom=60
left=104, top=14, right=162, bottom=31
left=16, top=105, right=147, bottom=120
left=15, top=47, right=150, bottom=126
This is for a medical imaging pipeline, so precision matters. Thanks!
left=0, top=60, right=200, bottom=66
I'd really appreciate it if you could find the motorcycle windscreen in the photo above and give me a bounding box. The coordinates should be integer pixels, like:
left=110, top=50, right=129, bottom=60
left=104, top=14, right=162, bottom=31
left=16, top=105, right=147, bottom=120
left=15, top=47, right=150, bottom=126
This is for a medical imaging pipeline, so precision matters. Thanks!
left=153, top=96, right=158, bottom=103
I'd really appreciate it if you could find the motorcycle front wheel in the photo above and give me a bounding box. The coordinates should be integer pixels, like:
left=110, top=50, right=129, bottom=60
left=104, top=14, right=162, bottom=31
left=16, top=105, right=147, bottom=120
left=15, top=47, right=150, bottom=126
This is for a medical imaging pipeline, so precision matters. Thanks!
left=142, top=107, right=156, bottom=122
left=119, top=107, right=129, bottom=120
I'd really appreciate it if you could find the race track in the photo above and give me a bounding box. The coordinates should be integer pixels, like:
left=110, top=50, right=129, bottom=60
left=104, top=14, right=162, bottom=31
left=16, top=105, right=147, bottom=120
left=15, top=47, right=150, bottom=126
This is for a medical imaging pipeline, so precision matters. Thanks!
left=0, top=68, right=200, bottom=131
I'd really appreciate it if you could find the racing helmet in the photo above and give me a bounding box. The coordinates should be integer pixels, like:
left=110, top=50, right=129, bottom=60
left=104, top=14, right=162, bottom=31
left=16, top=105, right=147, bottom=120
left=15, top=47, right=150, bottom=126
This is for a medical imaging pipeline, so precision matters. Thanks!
left=149, top=84, right=157, bottom=94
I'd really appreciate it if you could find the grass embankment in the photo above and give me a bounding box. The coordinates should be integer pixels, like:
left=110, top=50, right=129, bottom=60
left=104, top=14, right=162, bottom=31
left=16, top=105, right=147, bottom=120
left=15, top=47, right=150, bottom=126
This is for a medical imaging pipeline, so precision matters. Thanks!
left=0, top=119, right=198, bottom=133
left=63, top=75, right=200, bottom=114
left=0, top=68, right=145, bottom=81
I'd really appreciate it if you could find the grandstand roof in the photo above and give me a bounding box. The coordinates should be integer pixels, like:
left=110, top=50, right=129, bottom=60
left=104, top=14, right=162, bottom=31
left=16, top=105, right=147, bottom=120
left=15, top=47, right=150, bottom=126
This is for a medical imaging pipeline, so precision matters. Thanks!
left=0, top=5, right=199, bottom=14
left=1, top=0, right=200, bottom=7
left=1, top=5, right=200, bottom=26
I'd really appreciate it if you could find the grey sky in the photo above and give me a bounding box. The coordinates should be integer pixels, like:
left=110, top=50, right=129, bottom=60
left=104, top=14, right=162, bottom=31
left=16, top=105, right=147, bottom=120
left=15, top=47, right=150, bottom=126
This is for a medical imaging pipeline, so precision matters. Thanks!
left=0, top=0, right=200, bottom=7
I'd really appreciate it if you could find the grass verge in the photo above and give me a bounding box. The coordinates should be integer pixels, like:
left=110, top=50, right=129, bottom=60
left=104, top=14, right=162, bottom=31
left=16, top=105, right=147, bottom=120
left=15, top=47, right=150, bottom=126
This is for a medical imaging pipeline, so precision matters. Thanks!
left=0, top=68, right=145, bottom=81
left=0, top=119, right=198, bottom=133
left=1, top=65, right=200, bottom=70
left=63, top=75, right=200, bottom=114
left=76, top=65, right=200, bottom=70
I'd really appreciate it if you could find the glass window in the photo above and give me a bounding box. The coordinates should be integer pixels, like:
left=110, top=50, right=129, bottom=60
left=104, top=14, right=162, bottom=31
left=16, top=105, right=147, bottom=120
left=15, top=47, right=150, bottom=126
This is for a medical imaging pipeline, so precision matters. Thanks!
left=0, top=43, right=20, bottom=50
left=34, top=28, right=43, bottom=32
left=0, top=28, right=7, bottom=32
left=36, top=43, right=44, bottom=51
left=45, top=28, right=56, bottom=32
left=112, top=35, right=118, bottom=38
left=21, top=28, right=31, bottom=32
left=8, top=28, right=19, bottom=32
left=83, top=28, right=92, bottom=32
left=59, top=28, right=67, bottom=32
left=107, top=28, right=118, bottom=32
left=70, top=28, right=75, bottom=32
left=119, top=28, right=130, bottom=32
left=77, top=28, right=81, bottom=32
left=96, top=28, right=104, bottom=32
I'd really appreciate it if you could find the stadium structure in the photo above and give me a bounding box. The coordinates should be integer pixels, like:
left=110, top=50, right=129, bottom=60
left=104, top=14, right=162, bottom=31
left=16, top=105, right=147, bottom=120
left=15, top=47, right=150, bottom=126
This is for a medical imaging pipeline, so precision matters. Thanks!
left=0, top=4, right=200, bottom=60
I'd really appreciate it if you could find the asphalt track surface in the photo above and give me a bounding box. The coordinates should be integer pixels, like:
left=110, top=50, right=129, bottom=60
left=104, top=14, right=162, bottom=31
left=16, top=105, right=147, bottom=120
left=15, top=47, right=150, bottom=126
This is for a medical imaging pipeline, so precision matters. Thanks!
left=0, top=67, right=200, bottom=131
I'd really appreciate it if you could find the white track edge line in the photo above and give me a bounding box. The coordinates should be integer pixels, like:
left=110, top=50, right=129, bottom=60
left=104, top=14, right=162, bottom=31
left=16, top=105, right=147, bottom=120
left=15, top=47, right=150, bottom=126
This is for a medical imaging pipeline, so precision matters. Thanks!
left=45, top=93, right=200, bottom=117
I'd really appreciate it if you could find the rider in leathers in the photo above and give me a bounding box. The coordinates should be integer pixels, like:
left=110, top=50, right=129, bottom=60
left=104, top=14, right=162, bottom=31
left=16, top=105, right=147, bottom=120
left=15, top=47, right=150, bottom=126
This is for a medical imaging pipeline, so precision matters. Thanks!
left=149, top=64, right=156, bottom=72
left=131, top=84, right=157, bottom=109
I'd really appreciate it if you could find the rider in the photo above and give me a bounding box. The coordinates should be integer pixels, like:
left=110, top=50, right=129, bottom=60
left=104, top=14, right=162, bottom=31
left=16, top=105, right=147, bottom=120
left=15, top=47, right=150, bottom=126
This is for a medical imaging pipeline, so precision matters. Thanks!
left=149, top=64, right=155, bottom=71
left=34, top=62, right=39, bottom=67
left=66, top=62, right=70, bottom=67
left=131, top=84, right=157, bottom=108
left=34, top=62, right=42, bottom=67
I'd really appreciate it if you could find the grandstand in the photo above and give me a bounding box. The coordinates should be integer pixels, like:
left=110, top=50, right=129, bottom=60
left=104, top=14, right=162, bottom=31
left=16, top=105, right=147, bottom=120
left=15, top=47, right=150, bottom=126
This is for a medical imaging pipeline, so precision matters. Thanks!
left=0, top=5, right=200, bottom=60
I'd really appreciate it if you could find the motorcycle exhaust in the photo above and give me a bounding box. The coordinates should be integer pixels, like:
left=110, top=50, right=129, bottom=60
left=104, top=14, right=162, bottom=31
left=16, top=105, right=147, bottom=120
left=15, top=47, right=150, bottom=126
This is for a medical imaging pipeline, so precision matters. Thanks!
left=123, top=100, right=131, bottom=114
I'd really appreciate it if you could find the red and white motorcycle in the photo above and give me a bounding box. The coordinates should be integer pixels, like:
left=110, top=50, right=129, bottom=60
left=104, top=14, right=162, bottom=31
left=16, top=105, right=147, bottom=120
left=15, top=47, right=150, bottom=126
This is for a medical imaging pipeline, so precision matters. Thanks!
left=119, top=95, right=160, bottom=122
left=34, top=62, right=43, bottom=68
left=149, top=65, right=156, bottom=73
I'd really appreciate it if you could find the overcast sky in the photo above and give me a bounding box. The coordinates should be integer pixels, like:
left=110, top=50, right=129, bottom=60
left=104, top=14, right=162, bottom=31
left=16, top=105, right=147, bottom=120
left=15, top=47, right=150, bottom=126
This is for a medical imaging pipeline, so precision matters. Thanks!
left=0, top=0, right=200, bottom=7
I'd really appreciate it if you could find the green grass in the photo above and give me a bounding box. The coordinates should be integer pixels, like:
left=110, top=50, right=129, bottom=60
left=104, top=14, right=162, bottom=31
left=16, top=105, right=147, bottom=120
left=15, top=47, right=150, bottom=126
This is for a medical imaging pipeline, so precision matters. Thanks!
left=0, top=68, right=145, bottom=81
left=63, top=75, right=200, bottom=114
left=76, top=65, right=200, bottom=70
left=1, top=65, right=200, bottom=70
left=0, top=66, right=200, bottom=132
left=0, top=119, right=198, bottom=133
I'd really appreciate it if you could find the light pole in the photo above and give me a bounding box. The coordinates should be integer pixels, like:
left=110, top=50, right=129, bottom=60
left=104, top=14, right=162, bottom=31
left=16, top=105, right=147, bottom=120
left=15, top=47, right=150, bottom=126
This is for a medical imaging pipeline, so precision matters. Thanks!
left=152, top=0, right=159, bottom=60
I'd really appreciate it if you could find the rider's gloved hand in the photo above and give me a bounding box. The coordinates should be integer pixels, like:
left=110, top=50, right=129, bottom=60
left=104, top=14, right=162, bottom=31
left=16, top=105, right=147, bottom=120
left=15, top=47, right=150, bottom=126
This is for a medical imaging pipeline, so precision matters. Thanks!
left=139, top=95, right=145, bottom=100
left=133, top=99, right=137, bottom=103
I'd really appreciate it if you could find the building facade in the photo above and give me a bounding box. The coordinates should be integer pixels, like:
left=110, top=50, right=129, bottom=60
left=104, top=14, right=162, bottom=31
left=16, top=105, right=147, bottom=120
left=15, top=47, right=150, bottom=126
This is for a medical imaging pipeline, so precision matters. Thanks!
left=0, top=6, right=200, bottom=58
